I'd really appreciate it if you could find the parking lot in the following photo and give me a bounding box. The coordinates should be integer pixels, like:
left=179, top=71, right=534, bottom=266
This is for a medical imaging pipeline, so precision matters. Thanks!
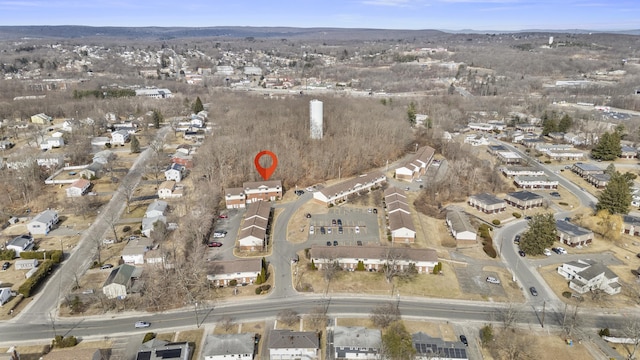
left=207, top=208, right=244, bottom=260
left=308, top=207, right=380, bottom=246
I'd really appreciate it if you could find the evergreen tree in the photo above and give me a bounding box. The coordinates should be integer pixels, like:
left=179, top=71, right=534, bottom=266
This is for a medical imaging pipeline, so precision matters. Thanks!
left=541, top=117, right=558, bottom=136
left=130, top=134, right=140, bottom=153
left=591, top=131, right=621, bottom=160
left=597, top=170, right=632, bottom=214
left=407, top=102, right=416, bottom=127
left=192, top=96, right=204, bottom=113
left=519, top=214, right=556, bottom=255
left=557, top=114, right=573, bottom=133
left=382, top=321, right=416, bottom=360
left=152, top=109, right=163, bottom=129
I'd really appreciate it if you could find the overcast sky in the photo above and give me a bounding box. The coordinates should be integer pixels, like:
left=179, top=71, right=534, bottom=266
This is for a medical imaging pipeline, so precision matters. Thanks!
left=0, top=0, right=638, bottom=31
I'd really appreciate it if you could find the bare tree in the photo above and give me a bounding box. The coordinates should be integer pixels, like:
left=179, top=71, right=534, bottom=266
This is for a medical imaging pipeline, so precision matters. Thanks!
left=382, top=248, right=402, bottom=283
left=307, top=306, right=328, bottom=331
left=220, top=316, right=236, bottom=332
left=622, top=317, right=640, bottom=360
left=370, top=302, right=400, bottom=329
left=278, top=309, right=300, bottom=327
left=494, top=302, right=523, bottom=330
left=119, top=182, right=137, bottom=214
left=492, top=330, right=538, bottom=360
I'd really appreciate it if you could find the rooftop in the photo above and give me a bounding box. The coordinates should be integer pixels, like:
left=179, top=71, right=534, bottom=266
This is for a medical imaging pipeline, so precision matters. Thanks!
left=556, top=220, right=593, bottom=237
left=469, top=193, right=505, bottom=206
left=506, top=191, right=543, bottom=202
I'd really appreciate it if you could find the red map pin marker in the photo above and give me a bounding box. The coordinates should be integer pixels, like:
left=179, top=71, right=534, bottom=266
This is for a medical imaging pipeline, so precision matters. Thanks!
left=254, top=150, right=278, bottom=180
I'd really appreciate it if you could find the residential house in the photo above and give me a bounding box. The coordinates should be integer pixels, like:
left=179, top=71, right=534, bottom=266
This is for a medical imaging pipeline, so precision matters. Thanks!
left=142, top=200, right=168, bottom=237
left=41, top=348, right=107, bottom=360
left=110, top=129, right=129, bottom=146
left=164, top=163, right=186, bottom=182
left=136, top=339, right=192, bottom=360
left=79, top=162, right=103, bottom=179
left=36, top=153, right=64, bottom=168
left=157, top=181, right=183, bottom=199
left=66, top=178, right=91, bottom=197
left=313, top=172, right=386, bottom=206
left=206, top=258, right=262, bottom=287
left=504, top=191, right=544, bottom=210
left=93, top=150, right=115, bottom=164
left=535, top=144, right=574, bottom=153
left=547, top=132, right=565, bottom=141
left=243, top=180, right=283, bottom=203
left=0, top=287, right=12, bottom=306
left=122, top=238, right=154, bottom=265
left=238, top=201, right=271, bottom=250
left=394, top=146, right=435, bottom=182
left=384, top=187, right=416, bottom=243
left=27, top=209, right=59, bottom=235
left=333, top=326, right=381, bottom=360
left=202, top=333, right=255, bottom=360
left=30, top=113, right=52, bottom=124
left=513, top=176, right=558, bottom=189
left=171, top=153, right=194, bottom=168
left=102, top=264, right=137, bottom=299
left=620, top=145, right=637, bottom=159
left=587, top=173, right=610, bottom=188
left=268, top=330, right=319, bottom=360
left=557, top=260, right=621, bottom=295
left=623, top=215, right=640, bottom=236
left=571, top=162, right=603, bottom=178
left=91, top=137, right=110, bottom=147
left=145, top=200, right=168, bottom=218
left=564, top=132, right=594, bottom=146
left=500, top=166, right=545, bottom=177
left=309, top=245, right=438, bottom=273
left=445, top=211, right=477, bottom=242
left=487, top=145, right=507, bottom=155
left=135, top=88, right=174, bottom=99
left=522, top=138, right=544, bottom=148
left=496, top=151, right=522, bottom=164
left=463, top=134, right=489, bottom=146
left=39, top=136, right=64, bottom=150
left=14, top=259, right=38, bottom=270
left=467, top=122, right=494, bottom=132
left=224, top=187, right=246, bottom=209
left=468, top=193, right=506, bottom=214
left=556, top=220, right=593, bottom=247
left=6, top=234, right=34, bottom=256
left=61, top=119, right=78, bottom=132
left=546, top=149, right=584, bottom=161
left=413, top=332, right=468, bottom=360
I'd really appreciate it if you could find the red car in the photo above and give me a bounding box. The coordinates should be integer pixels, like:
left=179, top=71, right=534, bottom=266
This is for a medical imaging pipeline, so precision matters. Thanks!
left=208, top=241, right=223, bottom=247
left=218, top=214, right=228, bottom=219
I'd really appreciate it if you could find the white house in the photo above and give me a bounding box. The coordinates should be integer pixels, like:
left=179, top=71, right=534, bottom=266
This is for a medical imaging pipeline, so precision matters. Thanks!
left=164, top=163, right=185, bottom=182
left=333, top=327, right=381, bottom=360
left=309, top=246, right=438, bottom=273
left=39, top=136, right=64, bottom=150
left=102, top=264, right=137, bottom=299
left=14, top=259, right=38, bottom=270
left=313, top=172, right=386, bottom=206
left=145, top=200, right=168, bottom=218
left=6, top=235, right=34, bottom=257
left=513, top=176, right=558, bottom=189
left=27, top=210, right=59, bottom=235
left=238, top=201, right=271, bottom=250
left=0, top=287, right=12, bottom=306
left=206, top=258, right=262, bottom=286
left=202, top=333, right=255, bottom=360
left=445, top=211, right=477, bottom=242
left=557, top=260, right=621, bottom=295
left=268, top=330, right=319, bottom=360
left=110, top=130, right=129, bottom=146
left=157, top=181, right=183, bottom=199
left=142, top=216, right=167, bottom=238
left=121, top=238, right=154, bottom=265
left=66, top=178, right=91, bottom=197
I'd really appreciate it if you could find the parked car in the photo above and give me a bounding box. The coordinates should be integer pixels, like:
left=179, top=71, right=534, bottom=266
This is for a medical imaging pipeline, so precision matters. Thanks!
left=459, top=335, right=468, bottom=346
left=372, top=208, right=378, bottom=214
left=513, top=235, right=520, bottom=244
left=326, top=241, right=332, bottom=246
left=208, top=241, right=223, bottom=247
left=552, top=247, right=567, bottom=255
left=338, top=226, right=343, bottom=234
left=486, top=276, right=500, bottom=284
left=564, top=217, right=571, bottom=222
left=550, top=191, right=561, bottom=198
left=213, top=230, right=227, bottom=238
left=306, top=213, right=312, bottom=218
left=524, top=216, right=532, bottom=220
left=333, top=240, right=338, bottom=246
left=100, top=264, right=114, bottom=270
left=135, top=321, right=151, bottom=328
left=355, top=226, right=360, bottom=234
left=332, top=219, right=337, bottom=225
left=294, top=190, right=304, bottom=196
left=306, top=187, right=314, bottom=192
left=218, top=214, right=228, bottom=219
left=337, top=219, right=342, bottom=226
left=320, top=226, right=326, bottom=235
left=2, top=262, right=10, bottom=271
left=415, top=178, right=423, bottom=182
left=543, top=248, right=552, bottom=256
left=529, top=287, right=538, bottom=296
left=356, top=240, right=363, bottom=246
left=309, top=225, right=315, bottom=235
left=327, top=228, right=332, bottom=234
left=518, top=250, right=526, bottom=257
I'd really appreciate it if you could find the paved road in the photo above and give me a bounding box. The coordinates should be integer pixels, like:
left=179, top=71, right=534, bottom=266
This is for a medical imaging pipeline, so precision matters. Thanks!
left=12, top=127, right=171, bottom=325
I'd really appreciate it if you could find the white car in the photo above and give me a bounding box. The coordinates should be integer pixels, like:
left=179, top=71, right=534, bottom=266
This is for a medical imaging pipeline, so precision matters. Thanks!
left=309, top=225, right=314, bottom=235
left=486, top=276, right=501, bottom=284
left=543, top=248, right=552, bottom=256
left=135, top=321, right=151, bottom=328
left=306, top=187, right=314, bottom=192
left=355, top=226, right=360, bottom=234
left=415, top=178, right=423, bottom=182
left=557, top=247, right=568, bottom=254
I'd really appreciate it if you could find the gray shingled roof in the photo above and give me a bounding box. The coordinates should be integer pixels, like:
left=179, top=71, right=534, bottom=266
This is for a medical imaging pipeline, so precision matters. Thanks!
left=469, top=193, right=505, bottom=206
left=333, top=326, right=381, bottom=349
left=506, top=190, right=543, bottom=202
left=556, top=220, right=592, bottom=237
left=202, top=333, right=254, bottom=357
left=624, top=215, right=640, bottom=226
left=573, top=162, right=602, bottom=172
left=268, top=330, right=319, bottom=349
left=309, top=245, right=437, bottom=263
left=103, top=264, right=136, bottom=287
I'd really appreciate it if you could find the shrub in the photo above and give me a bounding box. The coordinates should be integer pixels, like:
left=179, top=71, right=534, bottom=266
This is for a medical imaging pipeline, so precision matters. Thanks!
left=255, top=287, right=262, bottom=295
left=559, top=202, right=568, bottom=206
left=309, top=260, right=317, bottom=270
left=0, top=249, right=15, bottom=260
left=483, top=243, right=497, bottom=258
left=260, top=284, right=271, bottom=292
left=123, top=226, right=131, bottom=233
left=20, top=250, right=63, bottom=263
left=356, top=261, right=365, bottom=271
left=598, top=328, right=610, bottom=337
left=512, top=212, right=521, bottom=218
left=544, top=160, right=552, bottom=164
left=18, top=260, right=55, bottom=297
left=53, top=335, right=78, bottom=348
left=229, top=279, right=238, bottom=287
left=492, top=219, right=501, bottom=225
left=304, top=248, right=310, bottom=259
left=479, top=325, right=494, bottom=346
left=562, top=291, right=572, bottom=299
left=143, top=332, right=156, bottom=343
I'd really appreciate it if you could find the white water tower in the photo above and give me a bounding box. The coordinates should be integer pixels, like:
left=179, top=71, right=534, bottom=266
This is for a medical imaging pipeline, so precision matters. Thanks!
left=309, top=99, right=323, bottom=139
left=549, top=36, right=554, bottom=46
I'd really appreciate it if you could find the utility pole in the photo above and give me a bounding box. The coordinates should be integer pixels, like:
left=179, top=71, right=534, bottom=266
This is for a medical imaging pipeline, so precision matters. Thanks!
left=541, top=301, right=546, bottom=328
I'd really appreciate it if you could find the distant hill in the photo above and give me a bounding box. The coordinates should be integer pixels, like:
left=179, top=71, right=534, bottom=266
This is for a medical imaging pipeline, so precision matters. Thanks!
left=0, top=25, right=446, bottom=41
